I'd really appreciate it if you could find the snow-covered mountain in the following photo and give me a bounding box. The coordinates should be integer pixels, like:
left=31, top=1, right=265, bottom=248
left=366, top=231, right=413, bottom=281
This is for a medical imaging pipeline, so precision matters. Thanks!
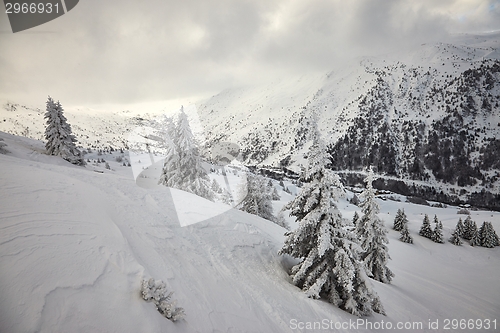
left=1, top=32, right=499, bottom=209
left=1, top=132, right=500, bottom=332
left=196, top=32, right=500, bottom=210
left=0, top=101, right=134, bottom=150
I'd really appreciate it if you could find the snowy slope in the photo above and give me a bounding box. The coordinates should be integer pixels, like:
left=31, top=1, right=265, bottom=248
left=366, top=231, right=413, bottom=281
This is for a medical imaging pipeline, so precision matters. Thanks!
left=1, top=132, right=499, bottom=332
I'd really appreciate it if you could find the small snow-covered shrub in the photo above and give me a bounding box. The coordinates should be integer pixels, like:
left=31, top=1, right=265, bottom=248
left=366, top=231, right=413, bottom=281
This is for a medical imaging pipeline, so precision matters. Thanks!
left=140, top=278, right=185, bottom=322
left=457, top=208, right=470, bottom=215
left=431, top=215, right=444, bottom=244
left=399, top=223, right=413, bottom=244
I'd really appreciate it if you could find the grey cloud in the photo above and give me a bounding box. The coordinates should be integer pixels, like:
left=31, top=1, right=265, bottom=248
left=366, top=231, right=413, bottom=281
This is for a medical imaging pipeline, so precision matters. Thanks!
left=0, top=0, right=498, bottom=105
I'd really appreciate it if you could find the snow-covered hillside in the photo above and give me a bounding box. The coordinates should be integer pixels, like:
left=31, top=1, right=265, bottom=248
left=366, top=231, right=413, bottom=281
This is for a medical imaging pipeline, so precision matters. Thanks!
left=1, top=132, right=499, bottom=332
left=0, top=98, right=202, bottom=151
left=197, top=32, right=500, bottom=169
left=195, top=32, right=500, bottom=210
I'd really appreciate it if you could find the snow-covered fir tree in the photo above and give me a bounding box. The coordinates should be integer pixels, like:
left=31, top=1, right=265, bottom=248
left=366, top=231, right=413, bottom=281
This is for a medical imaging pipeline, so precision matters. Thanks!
left=431, top=215, right=444, bottom=243
left=238, top=172, right=275, bottom=222
left=399, top=222, right=413, bottom=244
left=455, top=218, right=465, bottom=238
left=356, top=168, right=394, bottom=284
left=470, top=227, right=481, bottom=247
left=158, top=116, right=181, bottom=188
left=160, top=107, right=214, bottom=201
left=44, top=96, right=84, bottom=165
left=278, top=127, right=385, bottom=317
left=350, top=193, right=361, bottom=206
left=478, top=222, right=499, bottom=248
left=462, top=216, right=476, bottom=240
left=466, top=219, right=479, bottom=244
left=449, top=227, right=463, bottom=246
left=211, top=178, right=223, bottom=194
left=393, top=209, right=408, bottom=231
left=419, top=214, right=433, bottom=239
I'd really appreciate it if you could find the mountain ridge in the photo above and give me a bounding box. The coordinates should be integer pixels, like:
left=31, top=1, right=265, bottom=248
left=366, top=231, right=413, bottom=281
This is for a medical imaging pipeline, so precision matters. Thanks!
left=196, top=33, right=500, bottom=210
left=1, top=32, right=499, bottom=209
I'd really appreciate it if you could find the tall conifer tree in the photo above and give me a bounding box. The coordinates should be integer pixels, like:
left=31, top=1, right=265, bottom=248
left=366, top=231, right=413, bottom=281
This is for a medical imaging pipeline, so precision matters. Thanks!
left=44, top=96, right=84, bottom=165
left=356, top=168, right=394, bottom=284
left=419, top=214, right=433, bottom=239
left=279, top=122, right=384, bottom=316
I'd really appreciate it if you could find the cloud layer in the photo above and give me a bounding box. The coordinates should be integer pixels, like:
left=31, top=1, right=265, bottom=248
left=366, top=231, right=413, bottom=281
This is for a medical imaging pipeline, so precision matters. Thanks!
left=0, top=0, right=499, bottom=105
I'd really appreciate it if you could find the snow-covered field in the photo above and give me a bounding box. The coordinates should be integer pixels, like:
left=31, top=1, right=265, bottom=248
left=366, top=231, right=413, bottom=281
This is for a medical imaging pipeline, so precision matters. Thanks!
left=1, top=132, right=499, bottom=332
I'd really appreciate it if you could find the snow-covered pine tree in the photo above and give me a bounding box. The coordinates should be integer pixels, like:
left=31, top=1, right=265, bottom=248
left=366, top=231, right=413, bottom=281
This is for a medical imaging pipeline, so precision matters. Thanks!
left=158, top=116, right=181, bottom=188
left=393, top=209, right=408, bottom=231
left=455, top=218, right=465, bottom=238
left=431, top=215, right=444, bottom=243
left=211, top=178, right=223, bottom=194
left=467, top=220, right=479, bottom=245
left=462, top=216, right=475, bottom=240
left=399, top=222, right=413, bottom=244
left=470, top=227, right=481, bottom=247
left=356, top=168, right=394, bottom=284
left=449, top=227, right=463, bottom=246
left=350, top=193, right=360, bottom=206
left=419, top=214, right=433, bottom=239
left=167, top=107, right=214, bottom=201
left=44, top=96, right=84, bottom=165
left=278, top=127, right=385, bottom=317
left=479, top=222, right=500, bottom=248
left=239, top=172, right=275, bottom=221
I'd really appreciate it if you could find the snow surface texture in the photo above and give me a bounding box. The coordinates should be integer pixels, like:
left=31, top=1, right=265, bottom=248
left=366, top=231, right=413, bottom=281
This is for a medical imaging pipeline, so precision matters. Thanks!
left=1, top=132, right=500, bottom=332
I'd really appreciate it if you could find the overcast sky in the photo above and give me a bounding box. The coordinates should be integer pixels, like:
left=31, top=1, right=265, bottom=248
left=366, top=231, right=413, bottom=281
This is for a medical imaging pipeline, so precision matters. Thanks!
left=0, top=0, right=499, bottom=106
